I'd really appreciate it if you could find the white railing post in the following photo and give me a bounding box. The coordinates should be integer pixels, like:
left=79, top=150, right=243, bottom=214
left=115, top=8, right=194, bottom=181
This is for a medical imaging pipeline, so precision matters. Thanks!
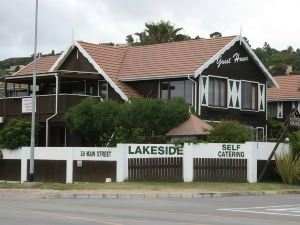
left=21, top=147, right=28, bottom=183
left=246, top=142, right=257, bottom=183
left=116, top=144, right=128, bottom=182
left=183, top=143, right=194, bottom=182
left=66, top=150, right=73, bottom=183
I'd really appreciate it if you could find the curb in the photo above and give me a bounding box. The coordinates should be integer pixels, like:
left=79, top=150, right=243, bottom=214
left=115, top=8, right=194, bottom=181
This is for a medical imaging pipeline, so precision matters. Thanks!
left=42, top=190, right=300, bottom=199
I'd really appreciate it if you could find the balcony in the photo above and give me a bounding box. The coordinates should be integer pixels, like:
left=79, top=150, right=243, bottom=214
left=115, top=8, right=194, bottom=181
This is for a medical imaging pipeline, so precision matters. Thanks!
left=0, top=94, right=101, bottom=121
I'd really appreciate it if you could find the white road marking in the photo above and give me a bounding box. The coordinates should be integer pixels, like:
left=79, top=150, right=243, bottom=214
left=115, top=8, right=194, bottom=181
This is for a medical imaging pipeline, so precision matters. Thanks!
left=218, top=204, right=300, bottom=217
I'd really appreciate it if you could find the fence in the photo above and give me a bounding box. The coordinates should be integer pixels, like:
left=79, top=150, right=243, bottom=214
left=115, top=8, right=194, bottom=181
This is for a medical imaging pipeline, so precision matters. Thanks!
left=0, top=142, right=289, bottom=183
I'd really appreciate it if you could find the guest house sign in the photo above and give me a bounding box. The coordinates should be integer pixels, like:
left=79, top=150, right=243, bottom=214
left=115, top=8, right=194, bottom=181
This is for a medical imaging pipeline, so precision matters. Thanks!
left=216, top=53, right=249, bottom=68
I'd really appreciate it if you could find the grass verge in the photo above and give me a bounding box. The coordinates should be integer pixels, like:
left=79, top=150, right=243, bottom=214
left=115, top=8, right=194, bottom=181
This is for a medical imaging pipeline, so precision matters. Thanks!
left=0, top=181, right=299, bottom=192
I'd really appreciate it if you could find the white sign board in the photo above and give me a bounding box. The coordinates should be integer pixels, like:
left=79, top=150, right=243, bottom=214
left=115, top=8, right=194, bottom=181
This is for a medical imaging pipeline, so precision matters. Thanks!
left=22, top=98, right=36, bottom=113
left=193, top=143, right=247, bottom=159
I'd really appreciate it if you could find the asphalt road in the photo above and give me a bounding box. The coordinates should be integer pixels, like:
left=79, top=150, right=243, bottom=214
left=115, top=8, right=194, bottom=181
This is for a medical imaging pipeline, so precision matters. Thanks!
left=0, top=195, right=300, bottom=225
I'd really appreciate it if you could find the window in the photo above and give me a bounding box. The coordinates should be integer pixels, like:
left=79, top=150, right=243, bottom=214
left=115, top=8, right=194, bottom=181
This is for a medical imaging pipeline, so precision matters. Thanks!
left=99, top=81, right=108, bottom=100
left=251, top=127, right=264, bottom=141
left=268, top=102, right=277, bottom=118
left=241, top=81, right=258, bottom=110
left=208, top=77, right=227, bottom=107
left=159, top=80, right=193, bottom=104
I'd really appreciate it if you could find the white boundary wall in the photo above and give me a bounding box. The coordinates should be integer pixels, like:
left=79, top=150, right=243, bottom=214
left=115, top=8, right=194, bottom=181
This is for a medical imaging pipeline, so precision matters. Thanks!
left=1, top=142, right=289, bottom=183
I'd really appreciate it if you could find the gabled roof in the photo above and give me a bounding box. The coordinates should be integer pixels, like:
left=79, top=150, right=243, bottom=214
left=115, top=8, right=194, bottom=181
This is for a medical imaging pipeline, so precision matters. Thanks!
left=119, top=36, right=236, bottom=80
left=13, top=55, right=59, bottom=76
left=195, top=35, right=278, bottom=88
left=166, top=114, right=212, bottom=136
left=9, top=35, right=277, bottom=100
left=77, top=41, right=139, bottom=98
left=268, top=75, right=300, bottom=101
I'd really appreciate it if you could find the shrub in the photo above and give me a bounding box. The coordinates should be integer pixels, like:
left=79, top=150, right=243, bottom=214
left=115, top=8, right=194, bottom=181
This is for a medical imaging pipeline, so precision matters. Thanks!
left=275, top=152, right=300, bottom=184
left=65, top=97, right=190, bottom=146
left=0, top=119, right=33, bottom=150
left=289, top=130, right=300, bottom=156
left=207, top=120, right=252, bottom=143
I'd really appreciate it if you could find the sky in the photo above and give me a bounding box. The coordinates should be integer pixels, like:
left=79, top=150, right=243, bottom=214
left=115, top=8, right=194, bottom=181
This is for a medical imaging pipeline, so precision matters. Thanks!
left=0, top=0, right=300, bottom=60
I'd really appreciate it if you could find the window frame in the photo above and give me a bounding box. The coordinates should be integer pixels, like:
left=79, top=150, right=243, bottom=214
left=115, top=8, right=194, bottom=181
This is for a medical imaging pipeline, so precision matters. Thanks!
left=240, top=80, right=259, bottom=112
left=207, top=75, right=228, bottom=109
left=159, top=79, right=193, bottom=104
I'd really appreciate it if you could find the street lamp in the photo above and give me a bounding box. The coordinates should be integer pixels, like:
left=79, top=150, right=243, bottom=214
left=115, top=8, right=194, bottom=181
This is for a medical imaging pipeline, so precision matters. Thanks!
left=29, top=0, right=38, bottom=182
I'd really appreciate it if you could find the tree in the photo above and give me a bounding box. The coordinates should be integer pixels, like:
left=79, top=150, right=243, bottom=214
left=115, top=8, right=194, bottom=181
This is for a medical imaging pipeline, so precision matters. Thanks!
left=207, top=120, right=252, bottom=143
left=126, top=35, right=134, bottom=45
left=129, top=20, right=190, bottom=45
left=209, top=32, right=222, bottom=38
left=0, top=119, right=33, bottom=150
left=269, top=63, right=287, bottom=76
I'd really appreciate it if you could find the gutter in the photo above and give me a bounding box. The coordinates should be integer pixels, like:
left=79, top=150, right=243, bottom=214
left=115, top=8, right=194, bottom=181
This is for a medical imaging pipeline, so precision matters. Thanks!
left=46, top=74, right=58, bottom=146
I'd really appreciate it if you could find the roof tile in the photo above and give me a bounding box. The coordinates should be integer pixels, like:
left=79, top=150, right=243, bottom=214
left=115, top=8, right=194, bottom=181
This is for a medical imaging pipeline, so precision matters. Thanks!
left=268, top=75, right=300, bottom=101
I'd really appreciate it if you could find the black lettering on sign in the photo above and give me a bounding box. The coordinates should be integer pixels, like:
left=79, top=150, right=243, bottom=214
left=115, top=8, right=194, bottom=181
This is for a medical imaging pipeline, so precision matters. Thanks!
left=218, top=144, right=244, bottom=158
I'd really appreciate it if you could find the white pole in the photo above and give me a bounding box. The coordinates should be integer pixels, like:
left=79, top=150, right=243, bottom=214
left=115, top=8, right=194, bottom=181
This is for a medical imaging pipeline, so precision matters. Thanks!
left=29, top=0, right=38, bottom=182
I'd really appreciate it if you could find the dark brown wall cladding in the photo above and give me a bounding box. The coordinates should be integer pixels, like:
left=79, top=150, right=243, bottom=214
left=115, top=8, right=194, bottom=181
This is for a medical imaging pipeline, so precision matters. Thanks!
left=201, top=107, right=267, bottom=127
left=202, top=42, right=267, bottom=84
left=283, top=101, right=293, bottom=118
left=126, top=80, right=159, bottom=98
left=73, top=161, right=117, bottom=183
left=108, top=85, right=123, bottom=101
left=59, top=47, right=97, bottom=72
left=198, top=42, right=268, bottom=126
left=0, top=159, right=21, bottom=181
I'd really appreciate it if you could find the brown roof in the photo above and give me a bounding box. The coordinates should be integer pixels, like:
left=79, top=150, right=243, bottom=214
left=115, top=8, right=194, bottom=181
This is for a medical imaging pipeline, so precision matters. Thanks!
left=11, top=36, right=237, bottom=98
left=14, top=55, right=59, bottom=76
left=166, top=114, right=212, bottom=136
left=268, top=75, right=300, bottom=101
left=119, top=36, right=236, bottom=80
left=78, top=41, right=139, bottom=97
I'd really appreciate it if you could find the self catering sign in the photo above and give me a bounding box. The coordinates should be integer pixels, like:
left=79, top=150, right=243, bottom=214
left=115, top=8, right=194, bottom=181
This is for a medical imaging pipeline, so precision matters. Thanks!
left=218, top=144, right=244, bottom=158
left=193, top=143, right=246, bottom=159
left=128, top=144, right=183, bottom=158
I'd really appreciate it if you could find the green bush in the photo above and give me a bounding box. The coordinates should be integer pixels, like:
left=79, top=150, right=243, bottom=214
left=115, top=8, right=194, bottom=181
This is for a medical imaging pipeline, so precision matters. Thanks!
left=289, top=130, right=300, bottom=156
left=0, top=119, right=33, bottom=150
left=65, top=97, right=190, bottom=146
left=275, top=152, right=300, bottom=184
left=207, top=120, right=252, bottom=143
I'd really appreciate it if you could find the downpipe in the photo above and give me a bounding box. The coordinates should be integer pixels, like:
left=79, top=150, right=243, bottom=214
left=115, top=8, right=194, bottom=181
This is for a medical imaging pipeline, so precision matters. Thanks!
left=46, top=74, right=58, bottom=146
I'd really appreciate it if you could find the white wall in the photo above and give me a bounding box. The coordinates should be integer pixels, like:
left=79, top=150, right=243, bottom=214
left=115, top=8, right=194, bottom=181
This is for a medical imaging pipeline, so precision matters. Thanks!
left=1, top=142, right=289, bottom=184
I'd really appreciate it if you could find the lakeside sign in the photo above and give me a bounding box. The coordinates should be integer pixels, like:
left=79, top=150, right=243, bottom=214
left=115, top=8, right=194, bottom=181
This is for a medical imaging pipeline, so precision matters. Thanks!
left=128, top=144, right=183, bottom=158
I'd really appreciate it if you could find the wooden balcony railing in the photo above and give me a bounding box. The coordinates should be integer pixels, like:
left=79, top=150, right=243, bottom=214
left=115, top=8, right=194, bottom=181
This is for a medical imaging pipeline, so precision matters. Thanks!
left=0, top=94, right=101, bottom=118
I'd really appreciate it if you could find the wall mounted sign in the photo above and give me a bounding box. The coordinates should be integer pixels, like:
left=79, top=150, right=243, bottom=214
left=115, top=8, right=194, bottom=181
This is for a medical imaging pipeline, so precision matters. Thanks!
left=289, top=117, right=300, bottom=127
left=22, top=97, right=36, bottom=113
left=216, top=53, right=249, bottom=68
left=128, top=144, right=183, bottom=157
left=218, top=144, right=244, bottom=158
left=79, top=150, right=111, bottom=158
